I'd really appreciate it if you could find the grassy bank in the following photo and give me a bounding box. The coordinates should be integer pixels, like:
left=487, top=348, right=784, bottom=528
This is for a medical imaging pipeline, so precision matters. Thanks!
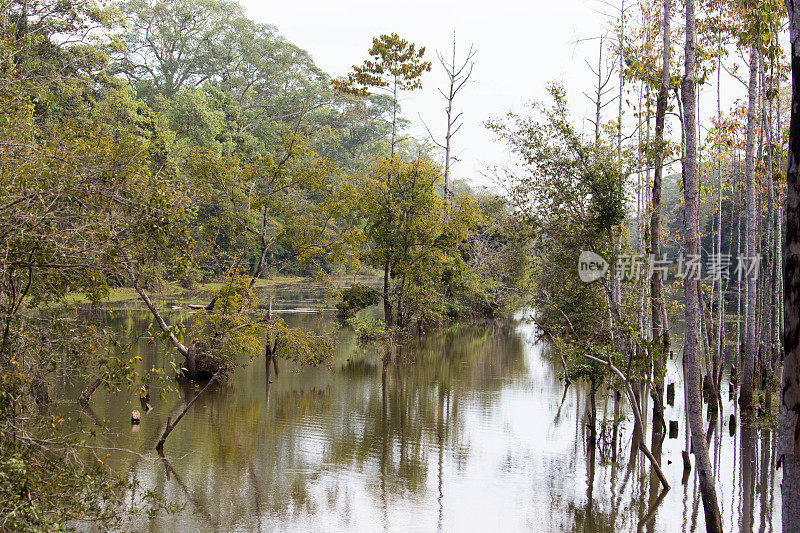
left=58, top=272, right=383, bottom=309
left=59, top=275, right=309, bottom=308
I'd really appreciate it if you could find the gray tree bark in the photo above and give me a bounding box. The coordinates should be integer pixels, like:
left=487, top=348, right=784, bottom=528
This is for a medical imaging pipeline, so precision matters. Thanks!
left=681, top=0, right=723, bottom=530
left=741, top=39, right=760, bottom=413
left=781, top=2, right=800, bottom=531
left=762, top=49, right=779, bottom=410
left=433, top=35, right=475, bottom=213
left=714, top=24, right=725, bottom=394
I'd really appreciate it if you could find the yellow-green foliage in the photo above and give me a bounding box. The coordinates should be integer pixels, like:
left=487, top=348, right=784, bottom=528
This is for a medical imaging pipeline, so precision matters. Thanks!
left=188, top=130, right=364, bottom=275
left=264, top=319, right=334, bottom=367
left=354, top=156, right=487, bottom=326
left=346, top=316, right=388, bottom=343
left=186, top=277, right=263, bottom=370
left=185, top=275, right=333, bottom=371
left=552, top=337, right=613, bottom=385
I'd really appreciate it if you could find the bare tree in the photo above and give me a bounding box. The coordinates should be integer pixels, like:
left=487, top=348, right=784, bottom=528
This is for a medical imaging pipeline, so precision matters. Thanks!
left=741, top=38, right=760, bottom=413
left=583, top=36, right=616, bottom=144
left=681, top=0, right=723, bottom=529
left=425, top=33, right=476, bottom=213
left=650, top=0, right=672, bottom=420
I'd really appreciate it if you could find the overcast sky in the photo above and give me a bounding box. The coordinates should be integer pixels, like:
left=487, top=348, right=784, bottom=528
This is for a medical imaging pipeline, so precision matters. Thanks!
left=240, top=0, right=616, bottom=187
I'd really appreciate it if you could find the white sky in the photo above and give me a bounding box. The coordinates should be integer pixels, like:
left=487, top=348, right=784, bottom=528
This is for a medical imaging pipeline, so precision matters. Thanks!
left=242, top=0, right=608, bottom=188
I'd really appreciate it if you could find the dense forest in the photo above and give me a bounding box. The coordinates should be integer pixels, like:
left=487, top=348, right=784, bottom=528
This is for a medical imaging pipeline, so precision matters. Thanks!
left=3, top=0, right=800, bottom=531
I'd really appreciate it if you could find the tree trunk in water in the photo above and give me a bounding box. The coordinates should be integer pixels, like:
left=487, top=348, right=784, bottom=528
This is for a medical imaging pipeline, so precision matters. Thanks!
left=682, top=0, right=723, bottom=529
left=156, top=370, right=221, bottom=450
left=383, top=260, right=393, bottom=328
left=737, top=153, right=744, bottom=376
left=130, top=275, right=188, bottom=358
left=699, top=286, right=718, bottom=402
left=584, top=353, right=669, bottom=490
left=184, top=343, right=198, bottom=379
left=264, top=332, right=280, bottom=378
left=741, top=40, right=760, bottom=413
left=714, top=28, right=725, bottom=397
left=650, top=0, right=671, bottom=421
left=781, top=2, right=800, bottom=530
left=588, top=380, right=597, bottom=447
left=78, top=378, right=102, bottom=406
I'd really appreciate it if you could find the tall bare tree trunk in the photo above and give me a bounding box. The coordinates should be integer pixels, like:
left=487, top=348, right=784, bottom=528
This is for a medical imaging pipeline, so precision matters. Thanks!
left=714, top=25, right=725, bottom=394
left=781, top=2, right=800, bottom=530
left=617, top=0, right=625, bottom=166
left=682, top=1, right=723, bottom=530
left=383, top=81, right=400, bottom=329
left=612, top=0, right=626, bottom=397
left=741, top=39, right=760, bottom=413
left=762, top=50, right=779, bottom=410
left=737, top=150, right=744, bottom=373
left=433, top=34, right=475, bottom=216
left=779, top=79, right=786, bottom=359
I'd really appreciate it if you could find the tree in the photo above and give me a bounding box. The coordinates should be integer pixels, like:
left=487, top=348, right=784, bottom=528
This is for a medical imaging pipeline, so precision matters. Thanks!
left=740, top=14, right=760, bottom=413
left=353, top=155, right=482, bottom=328
left=489, top=83, right=670, bottom=490
left=585, top=35, right=615, bottom=145
left=333, top=33, right=431, bottom=327
left=425, top=34, right=476, bottom=211
left=487, top=84, right=627, bottom=338
left=488, top=83, right=632, bottom=332
left=0, top=1, right=185, bottom=526
left=681, top=0, right=723, bottom=529
left=650, top=0, right=672, bottom=418
left=782, top=1, right=800, bottom=530
left=133, top=130, right=355, bottom=380
left=333, top=33, right=431, bottom=159
left=113, top=0, right=243, bottom=98
left=114, top=0, right=330, bottom=140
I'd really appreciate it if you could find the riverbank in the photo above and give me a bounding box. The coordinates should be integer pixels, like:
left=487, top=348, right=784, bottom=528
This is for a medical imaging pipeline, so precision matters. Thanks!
left=55, top=273, right=382, bottom=309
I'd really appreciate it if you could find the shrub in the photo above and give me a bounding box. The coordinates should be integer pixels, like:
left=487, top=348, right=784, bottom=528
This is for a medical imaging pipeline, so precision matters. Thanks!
left=336, top=283, right=380, bottom=319
left=346, top=316, right=387, bottom=343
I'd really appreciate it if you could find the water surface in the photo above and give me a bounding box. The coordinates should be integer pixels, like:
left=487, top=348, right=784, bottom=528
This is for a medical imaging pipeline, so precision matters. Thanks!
left=69, top=287, right=781, bottom=532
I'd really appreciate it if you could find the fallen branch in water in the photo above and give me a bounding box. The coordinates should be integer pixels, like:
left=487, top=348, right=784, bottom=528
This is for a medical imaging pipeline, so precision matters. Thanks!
left=77, top=377, right=103, bottom=406
left=155, top=370, right=222, bottom=450
left=583, top=352, right=670, bottom=491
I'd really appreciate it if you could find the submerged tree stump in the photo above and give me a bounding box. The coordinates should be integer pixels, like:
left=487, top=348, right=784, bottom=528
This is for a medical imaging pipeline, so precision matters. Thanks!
left=180, top=342, right=231, bottom=381
left=78, top=378, right=103, bottom=406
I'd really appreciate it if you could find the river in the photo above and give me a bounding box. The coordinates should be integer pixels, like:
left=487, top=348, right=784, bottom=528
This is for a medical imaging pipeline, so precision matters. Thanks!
left=65, top=284, right=781, bottom=531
